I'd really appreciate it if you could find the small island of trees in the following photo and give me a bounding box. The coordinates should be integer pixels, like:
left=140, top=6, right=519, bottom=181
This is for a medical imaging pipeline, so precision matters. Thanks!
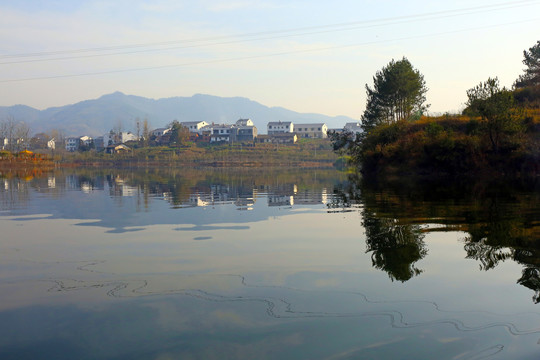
left=331, top=40, right=540, bottom=177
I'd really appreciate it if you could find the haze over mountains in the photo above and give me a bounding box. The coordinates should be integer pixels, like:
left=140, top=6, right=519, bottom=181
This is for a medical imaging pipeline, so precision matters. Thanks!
left=0, top=92, right=357, bottom=136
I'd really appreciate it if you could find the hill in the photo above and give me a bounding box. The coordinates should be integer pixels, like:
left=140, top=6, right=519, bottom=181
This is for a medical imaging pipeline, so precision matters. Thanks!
left=0, top=92, right=357, bottom=137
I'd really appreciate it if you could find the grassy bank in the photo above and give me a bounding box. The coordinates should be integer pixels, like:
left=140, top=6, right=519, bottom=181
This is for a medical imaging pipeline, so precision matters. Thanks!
left=59, top=140, right=339, bottom=168
left=334, top=110, right=539, bottom=178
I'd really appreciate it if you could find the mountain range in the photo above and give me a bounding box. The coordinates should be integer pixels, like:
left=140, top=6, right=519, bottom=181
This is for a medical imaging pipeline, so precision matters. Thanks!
left=0, top=92, right=358, bottom=136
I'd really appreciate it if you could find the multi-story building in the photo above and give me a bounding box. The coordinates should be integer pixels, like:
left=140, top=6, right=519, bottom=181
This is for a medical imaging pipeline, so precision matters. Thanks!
left=209, top=125, right=234, bottom=143
left=233, top=126, right=258, bottom=142
left=295, top=123, right=328, bottom=138
left=267, top=121, right=293, bottom=134
left=344, top=122, right=363, bottom=134
left=180, top=121, right=209, bottom=134
left=235, top=119, right=254, bottom=127
left=65, top=137, right=80, bottom=152
left=152, top=127, right=171, bottom=137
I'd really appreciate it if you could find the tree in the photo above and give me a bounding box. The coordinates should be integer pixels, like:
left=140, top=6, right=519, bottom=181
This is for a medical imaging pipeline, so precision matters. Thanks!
left=142, top=118, right=150, bottom=147
left=14, top=121, right=30, bottom=151
left=168, top=120, right=189, bottom=146
left=514, top=40, right=540, bottom=89
left=0, top=116, right=30, bottom=151
left=361, top=57, right=428, bottom=133
left=465, top=77, right=523, bottom=153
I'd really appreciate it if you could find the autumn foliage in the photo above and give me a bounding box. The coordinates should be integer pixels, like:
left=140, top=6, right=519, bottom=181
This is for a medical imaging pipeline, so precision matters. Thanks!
left=353, top=113, right=539, bottom=176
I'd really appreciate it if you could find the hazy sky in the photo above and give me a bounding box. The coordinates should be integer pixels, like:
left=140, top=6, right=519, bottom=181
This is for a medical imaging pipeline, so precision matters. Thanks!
left=0, top=0, right=539, bottom=118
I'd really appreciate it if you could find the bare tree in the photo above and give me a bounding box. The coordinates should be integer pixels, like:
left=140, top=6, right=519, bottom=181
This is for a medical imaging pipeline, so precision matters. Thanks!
left=0, top=116, right=28, bottom=151
left=14, top=121, right=30, bottom=151
left=142, top=118, right=150, bottom=147
left=135, top=117, right=141, bottom=141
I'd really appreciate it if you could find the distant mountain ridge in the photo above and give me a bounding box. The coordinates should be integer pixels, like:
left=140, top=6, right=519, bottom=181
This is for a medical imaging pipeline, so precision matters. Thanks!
left=0, top=92, right=358, bottom=136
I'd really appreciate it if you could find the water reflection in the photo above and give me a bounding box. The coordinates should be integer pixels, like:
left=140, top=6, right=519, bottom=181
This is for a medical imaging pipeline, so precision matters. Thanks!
left=0, top=168, right=343, bottom=233
left=331, top=173, right=540, bottom=301
left=364, top=215, right=427, bottom=282
left=2, top=168, right=540, bottom=358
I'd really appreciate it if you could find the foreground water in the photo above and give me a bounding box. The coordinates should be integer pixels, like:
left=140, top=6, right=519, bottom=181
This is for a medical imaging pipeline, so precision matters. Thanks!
left=0, top=167, right=539, bottom=359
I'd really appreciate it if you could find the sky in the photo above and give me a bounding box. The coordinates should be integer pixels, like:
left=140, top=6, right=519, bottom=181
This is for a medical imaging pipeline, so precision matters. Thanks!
left=0, top=0, right=539, bottom=119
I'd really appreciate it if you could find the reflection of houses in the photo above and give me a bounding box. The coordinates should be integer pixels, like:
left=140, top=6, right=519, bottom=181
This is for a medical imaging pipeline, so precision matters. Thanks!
left=65, top=175, right=105, bottom=192
left=107, top=175, right=138, bottom=197
left=268, top=195, right=294, bottom=207
left=188, top=193, right=210, bottom=207
left=48, top=176, right=56, bottom=189
left=265, top=183, right=297, bottom=207
left=295, top=188, right=329, bottom=205
left=235, top=189, right=256, bottom=210
left=210, top=184, right=234, bottom=204
left=145, top=177, right=331, bottom=212
left=295, top=123, right=328, bottom=138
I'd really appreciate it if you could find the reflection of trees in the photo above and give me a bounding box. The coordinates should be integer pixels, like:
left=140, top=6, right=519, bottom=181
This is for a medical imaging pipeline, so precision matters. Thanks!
left=460, top=188, right=540, bottom=303
left=363, top=213, right=427, bottom=282
left=518, top=267, right=540, bottom=303
left=331, top=173, right=428, bottom=282
left=331, top=173, right=540, bottom=299
left=463, top=240, right=513, bottom=271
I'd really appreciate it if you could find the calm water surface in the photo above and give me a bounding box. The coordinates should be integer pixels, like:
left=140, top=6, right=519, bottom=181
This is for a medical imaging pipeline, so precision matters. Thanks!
left=0, top=168, right=539, bottom=359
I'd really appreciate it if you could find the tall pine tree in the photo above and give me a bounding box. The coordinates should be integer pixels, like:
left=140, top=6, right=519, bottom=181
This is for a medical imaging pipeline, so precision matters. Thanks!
left=514, top=40, right=540, bottom=89
left=361, top=57, right=428, bottom=133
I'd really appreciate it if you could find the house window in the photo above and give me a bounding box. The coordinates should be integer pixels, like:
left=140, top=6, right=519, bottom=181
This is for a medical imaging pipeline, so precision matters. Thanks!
left=318, top=128, right=321, bottom=131
left=269, top=126, right=272, bottom=129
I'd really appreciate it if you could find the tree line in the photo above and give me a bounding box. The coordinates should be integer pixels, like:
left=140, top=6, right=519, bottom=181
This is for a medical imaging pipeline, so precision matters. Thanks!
left=331, top=40, right=540, bottom=176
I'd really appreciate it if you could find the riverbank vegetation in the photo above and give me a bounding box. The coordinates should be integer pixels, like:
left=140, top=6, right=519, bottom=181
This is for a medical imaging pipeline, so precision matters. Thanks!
left=0, top=149, right=56, bottom=169
left=58, top=138, right=338, bottom=168
left=331, top=41, right=540, bottom=177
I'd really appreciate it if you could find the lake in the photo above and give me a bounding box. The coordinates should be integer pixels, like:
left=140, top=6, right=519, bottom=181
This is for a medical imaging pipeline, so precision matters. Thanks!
left=0, top=167, right=539, bottom=359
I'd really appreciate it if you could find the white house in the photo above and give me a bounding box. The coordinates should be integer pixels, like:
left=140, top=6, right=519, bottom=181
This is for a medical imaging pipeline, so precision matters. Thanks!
left=152, top=127, right=171, bottom=137
left=235, top=119, right=254, bottom=127
left=181, top=121, right=209, bottom=134
left=295, top=123, right=328, bottom=138
left=344, top=122, right=363, bottom=134
left=80, top=136, right=93, bottom=146
left=267, top=121, right=294, bottom=134
left=209, top=124, right=234, bottom=143
left=120, top=132, right=138, bottom=143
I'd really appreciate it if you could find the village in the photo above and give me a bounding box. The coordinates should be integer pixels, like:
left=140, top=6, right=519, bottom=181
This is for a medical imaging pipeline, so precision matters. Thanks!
left=2, top=119, right=362, bottom=154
